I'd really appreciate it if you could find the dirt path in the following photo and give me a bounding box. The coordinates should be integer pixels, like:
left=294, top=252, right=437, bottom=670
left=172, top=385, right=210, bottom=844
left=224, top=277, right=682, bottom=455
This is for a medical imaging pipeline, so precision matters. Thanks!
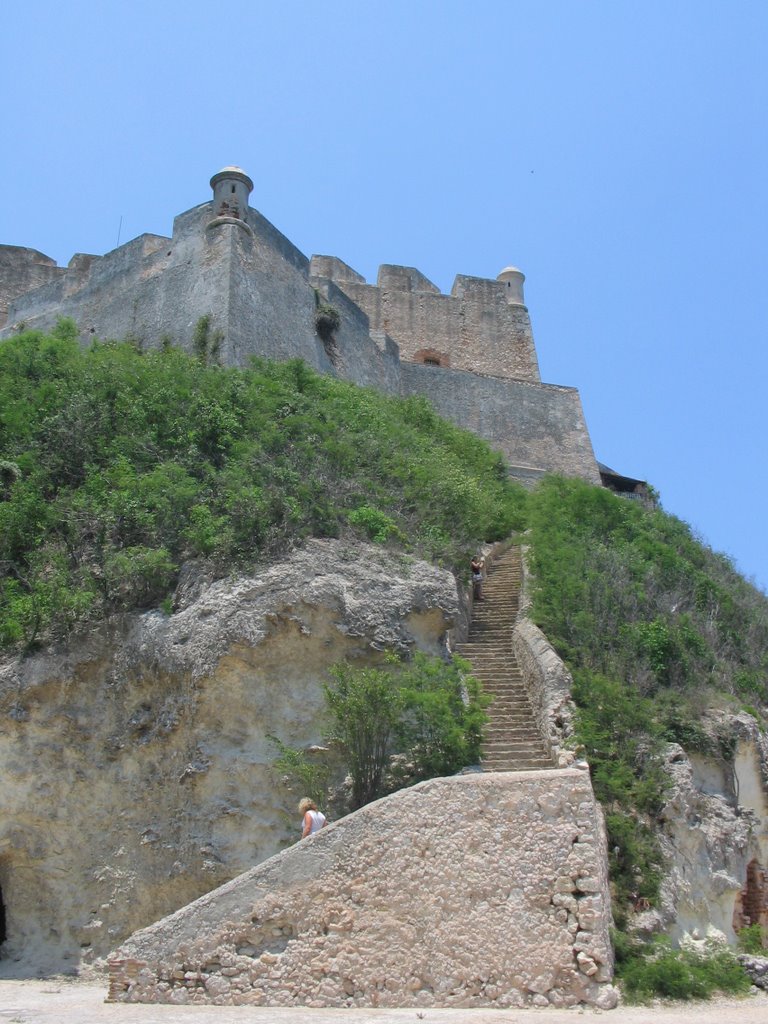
left=2, top=979, right=768, bottom=1024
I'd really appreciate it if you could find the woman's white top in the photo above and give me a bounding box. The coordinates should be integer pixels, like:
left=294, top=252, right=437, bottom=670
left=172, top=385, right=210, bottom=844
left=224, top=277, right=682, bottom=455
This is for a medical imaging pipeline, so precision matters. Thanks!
left=306, top=809, right=326, bottom=834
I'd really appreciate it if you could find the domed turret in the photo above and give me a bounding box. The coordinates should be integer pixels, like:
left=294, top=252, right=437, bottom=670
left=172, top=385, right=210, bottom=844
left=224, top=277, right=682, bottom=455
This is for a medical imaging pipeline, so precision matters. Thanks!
left=208, top=167, right=254, bottom=233
left=497, top=266, right=526, bottom=306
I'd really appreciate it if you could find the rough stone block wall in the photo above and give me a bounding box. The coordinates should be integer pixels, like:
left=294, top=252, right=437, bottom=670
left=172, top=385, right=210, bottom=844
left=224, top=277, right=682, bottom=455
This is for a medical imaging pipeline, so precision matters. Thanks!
left=514, top=618, right=577, bottom=765
left=1, top=221, right=201, bottom=346
left=314, top=263, right=541, bottom=383
left=0, top=245, right=65, bottom=327
left=309, top=277, right=402, bottom=394
left=401, top=363, right=601, bottom=483
left=109, top=769, right=616, bottom=1009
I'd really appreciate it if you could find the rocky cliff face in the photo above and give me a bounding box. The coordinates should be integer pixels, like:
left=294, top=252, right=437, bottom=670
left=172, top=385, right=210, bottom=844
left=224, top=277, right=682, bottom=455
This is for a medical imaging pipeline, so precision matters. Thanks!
left=641, top=713, right=768, bottom=944
left=0, top=540, right=464, bottom=973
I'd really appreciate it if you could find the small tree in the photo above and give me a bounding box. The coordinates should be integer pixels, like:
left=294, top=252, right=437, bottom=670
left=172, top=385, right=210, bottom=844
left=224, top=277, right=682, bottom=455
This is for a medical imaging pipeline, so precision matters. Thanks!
left=324, top=661, right=401, bottom=809
left=324, top=652, right=488, bottom=810
left=267, top=734, right=330, bottom=811
left=395, top=652, right=488, bottom=779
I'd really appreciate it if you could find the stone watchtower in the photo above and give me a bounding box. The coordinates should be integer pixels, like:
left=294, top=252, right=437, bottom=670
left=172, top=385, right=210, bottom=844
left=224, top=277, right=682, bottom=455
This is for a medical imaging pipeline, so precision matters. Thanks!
left=497, top=265, right=526, bottom=306
left=208, top=166, right=254, bottom=232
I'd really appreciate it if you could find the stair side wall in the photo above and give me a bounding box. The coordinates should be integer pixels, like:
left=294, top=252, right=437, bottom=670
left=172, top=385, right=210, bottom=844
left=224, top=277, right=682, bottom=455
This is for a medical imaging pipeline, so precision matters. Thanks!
left=513, top=546, right=577, bottom=763
left=109, top=769, right=615, bottom=1009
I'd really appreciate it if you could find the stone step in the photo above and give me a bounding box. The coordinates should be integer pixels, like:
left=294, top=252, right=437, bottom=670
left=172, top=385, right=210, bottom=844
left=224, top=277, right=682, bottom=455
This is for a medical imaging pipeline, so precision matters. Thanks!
left=486, top=741, right=544, bottom=752
left=487, top=712, right=535, bottom=720
left=459, top=653, right=518, bottom=661
left=485, top=731, right=543, bottom=742
left=482, top=747, right=551, bottom=758
left=486, top=706, right=535, bottom=715
left=486, top=696, right=533, bottom=704
left=475, top=673, right=525, bottom=681
left=485, top=688, right=529, bottom=696
left=481, top=761, right=554, bottom=772
left=459, top=545, right=557, bottom=774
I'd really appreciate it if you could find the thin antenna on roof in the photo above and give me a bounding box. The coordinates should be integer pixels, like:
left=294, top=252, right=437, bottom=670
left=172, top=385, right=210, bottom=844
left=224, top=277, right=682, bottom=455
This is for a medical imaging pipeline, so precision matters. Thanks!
left=116, top=216, right=123, bottom=248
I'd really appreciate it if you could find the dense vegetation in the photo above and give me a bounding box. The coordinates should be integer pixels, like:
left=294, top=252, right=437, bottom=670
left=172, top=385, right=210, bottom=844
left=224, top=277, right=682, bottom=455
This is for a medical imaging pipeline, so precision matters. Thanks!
left=0, top=323, right=524, bottom=648
left=526, top=475, right=768, bottom=920
left=614, top=935, right=751, bottom=1003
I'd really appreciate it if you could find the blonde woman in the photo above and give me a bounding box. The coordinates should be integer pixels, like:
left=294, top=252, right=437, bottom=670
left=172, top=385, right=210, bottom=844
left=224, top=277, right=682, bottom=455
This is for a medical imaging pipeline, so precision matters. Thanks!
left=299, top=797, right=327, bottom=838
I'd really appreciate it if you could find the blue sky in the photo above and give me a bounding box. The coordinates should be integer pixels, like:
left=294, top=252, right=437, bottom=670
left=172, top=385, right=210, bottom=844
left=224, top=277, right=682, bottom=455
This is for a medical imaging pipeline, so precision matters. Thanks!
left=3, top=1, right=767, bottom=591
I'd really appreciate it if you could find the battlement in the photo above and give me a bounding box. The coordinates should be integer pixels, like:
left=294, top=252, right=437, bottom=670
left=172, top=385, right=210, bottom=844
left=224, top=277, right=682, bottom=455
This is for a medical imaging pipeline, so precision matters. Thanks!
left=309, top=254, right=540, bottom=382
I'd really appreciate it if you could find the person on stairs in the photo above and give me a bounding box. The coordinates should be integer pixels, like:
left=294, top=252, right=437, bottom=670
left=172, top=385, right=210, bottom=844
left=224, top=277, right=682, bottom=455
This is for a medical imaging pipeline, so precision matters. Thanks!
left=471, top=554, right=485, bottom=601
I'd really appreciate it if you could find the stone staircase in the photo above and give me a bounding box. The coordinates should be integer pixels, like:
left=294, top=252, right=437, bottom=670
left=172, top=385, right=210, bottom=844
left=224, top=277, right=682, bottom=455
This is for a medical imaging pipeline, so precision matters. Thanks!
left=455, top=547, right=555, bottom=772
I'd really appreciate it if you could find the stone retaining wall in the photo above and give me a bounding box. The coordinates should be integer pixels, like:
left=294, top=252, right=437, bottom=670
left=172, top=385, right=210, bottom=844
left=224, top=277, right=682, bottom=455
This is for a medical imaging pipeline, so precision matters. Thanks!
left=108, top=769, right=616, bottom=1009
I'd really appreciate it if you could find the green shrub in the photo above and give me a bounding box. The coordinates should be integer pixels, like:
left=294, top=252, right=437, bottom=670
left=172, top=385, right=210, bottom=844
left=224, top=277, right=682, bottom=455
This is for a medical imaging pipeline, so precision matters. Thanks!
left=103, top=546, right=177, bottom=609
left=324, top=661, right=402, bottom=809
left=346, top=505, right=403, bottom=544
left=394, top=652, right=489, bottom=779
left=617, top=940, right=750, bottom=1003
left=324, top=652, right=487, bottom=810
left=267, top=735, right=330, bottom=811
left=737, top=922, right=767, bottom=953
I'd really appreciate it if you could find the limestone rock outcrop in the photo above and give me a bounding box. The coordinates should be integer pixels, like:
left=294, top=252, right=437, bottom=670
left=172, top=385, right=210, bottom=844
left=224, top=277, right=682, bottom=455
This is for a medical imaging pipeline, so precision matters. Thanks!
left=635, top=713, right=768, bottom=944
left=0, top=540, right=462, bottom=972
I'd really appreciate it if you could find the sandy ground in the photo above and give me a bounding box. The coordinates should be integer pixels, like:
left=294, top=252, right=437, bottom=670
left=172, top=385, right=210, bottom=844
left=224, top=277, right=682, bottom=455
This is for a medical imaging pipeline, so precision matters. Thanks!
left=2, top=979, right=768, bottom=1024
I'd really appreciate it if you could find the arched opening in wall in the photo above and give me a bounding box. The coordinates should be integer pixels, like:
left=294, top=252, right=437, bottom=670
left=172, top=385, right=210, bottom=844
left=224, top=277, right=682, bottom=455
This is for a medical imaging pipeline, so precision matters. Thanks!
left=413, top=347, right=450, bottom=369
left=733, top=859, right=768, bottom=934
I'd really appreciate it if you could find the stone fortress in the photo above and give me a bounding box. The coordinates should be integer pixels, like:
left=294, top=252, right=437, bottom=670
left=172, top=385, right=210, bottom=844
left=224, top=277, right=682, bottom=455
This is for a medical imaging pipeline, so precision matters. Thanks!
left=0, top=166, right=605, bottom=490
left=1, top=169, right=765, bottom=1008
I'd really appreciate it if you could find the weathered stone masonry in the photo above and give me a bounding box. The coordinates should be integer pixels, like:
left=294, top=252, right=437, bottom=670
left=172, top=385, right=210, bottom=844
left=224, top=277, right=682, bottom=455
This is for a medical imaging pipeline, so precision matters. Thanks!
left=109, top=770, right=617, bottom=1010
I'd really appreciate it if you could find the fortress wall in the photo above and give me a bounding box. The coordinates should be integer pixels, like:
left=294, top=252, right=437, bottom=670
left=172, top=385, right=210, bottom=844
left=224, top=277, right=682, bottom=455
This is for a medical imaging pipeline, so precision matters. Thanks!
left=210, top=212, right=403, bottom=389
left=327, top=270, right=540, bottom=382
left=1, top=227, right=195, bottom=345
left=109, top=769, right=616, bottom=1009
left=223, top=210, right=323, bottom=369
left=310, top=277, right=402, bottom=394
left=0, top=245, right=65, bottom=328
left=309, top=254, right=366, bottom=285
left=0, top=210, right=403, bottom=392
left=401, top=363, right=601, bottom=483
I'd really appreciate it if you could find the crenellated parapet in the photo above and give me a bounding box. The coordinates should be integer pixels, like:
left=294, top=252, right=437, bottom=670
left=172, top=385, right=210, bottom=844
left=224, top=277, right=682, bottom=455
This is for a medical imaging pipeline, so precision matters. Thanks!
left=309, top=256, right=540, bottom=383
